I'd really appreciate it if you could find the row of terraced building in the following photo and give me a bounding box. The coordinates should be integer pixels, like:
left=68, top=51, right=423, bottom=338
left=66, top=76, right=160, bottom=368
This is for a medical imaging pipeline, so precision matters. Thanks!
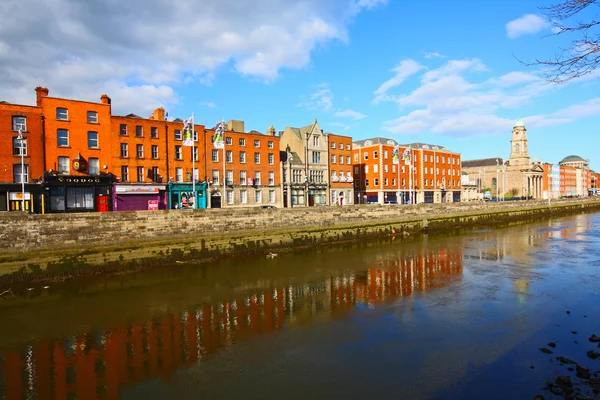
left=0, top=87, right=462, bottom=213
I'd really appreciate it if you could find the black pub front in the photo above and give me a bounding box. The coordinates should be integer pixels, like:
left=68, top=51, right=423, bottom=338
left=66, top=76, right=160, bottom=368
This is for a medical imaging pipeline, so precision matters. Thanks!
left=43, top=173, right=115, bottom=213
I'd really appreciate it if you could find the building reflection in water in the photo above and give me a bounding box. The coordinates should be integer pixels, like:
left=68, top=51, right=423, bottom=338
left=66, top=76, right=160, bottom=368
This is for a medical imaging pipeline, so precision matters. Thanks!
left=0, top=246, right=462, bottom=400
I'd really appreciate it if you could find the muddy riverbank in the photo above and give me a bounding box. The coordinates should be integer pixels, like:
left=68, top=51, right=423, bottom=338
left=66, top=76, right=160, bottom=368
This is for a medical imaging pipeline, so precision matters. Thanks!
left=1, top=198, right=599, bottom=286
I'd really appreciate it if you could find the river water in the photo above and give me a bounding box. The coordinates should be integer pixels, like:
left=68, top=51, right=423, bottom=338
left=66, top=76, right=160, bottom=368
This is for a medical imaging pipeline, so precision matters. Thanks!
left=1, top=213, right=600, bottom=399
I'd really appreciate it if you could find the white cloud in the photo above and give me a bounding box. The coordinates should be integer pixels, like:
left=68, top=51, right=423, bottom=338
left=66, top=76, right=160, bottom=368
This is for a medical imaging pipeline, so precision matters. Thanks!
left=0, top=0, right=386, bottom=115
left=422, top=58, right=487, bottom=82
left=375, top=57, right=596, bottom=137
left=423, top=51, right=446, bottom=59
left=486, top=71, right=541, bottom=87
left=330, top=121, right=352, bottom=130
left=525, top=98, right=600, bottom=129
left=373, top=59, right=424, bottom=103
left=200, top=101, right=216, bottom=108
left=354, top=0, right=387, bottom=9
left=334, top=109, right=367, bottom=120
left=297, top=83, right=335, bottom=111
left=506, top=14, right=550, bottom=39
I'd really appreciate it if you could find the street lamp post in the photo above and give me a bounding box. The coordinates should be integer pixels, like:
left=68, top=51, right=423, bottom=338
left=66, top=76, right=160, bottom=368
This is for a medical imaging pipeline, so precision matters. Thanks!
left=17, top=129, right=26, bottom=212
left=305, top=132, right=310, bottom=207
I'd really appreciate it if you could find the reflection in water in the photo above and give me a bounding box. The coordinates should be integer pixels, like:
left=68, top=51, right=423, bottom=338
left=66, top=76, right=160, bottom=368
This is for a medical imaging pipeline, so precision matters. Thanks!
left=0, top=245, right=462, bottom=400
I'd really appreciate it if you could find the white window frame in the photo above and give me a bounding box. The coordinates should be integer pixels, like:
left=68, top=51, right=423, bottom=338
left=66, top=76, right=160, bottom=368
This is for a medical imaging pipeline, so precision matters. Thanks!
left=58, top=157, right=70, bottom=174
left=58, top=129, right=69, bottom=147
left=56, top=108, right=68, bottom=121
left=87, top=111, right=99, bottom=124
left=89, top=158, right=99, bottom=175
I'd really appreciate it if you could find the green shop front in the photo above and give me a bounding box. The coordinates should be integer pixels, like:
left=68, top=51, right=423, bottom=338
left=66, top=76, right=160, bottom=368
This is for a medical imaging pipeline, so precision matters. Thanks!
left=167, top=182, right=208, bottom=209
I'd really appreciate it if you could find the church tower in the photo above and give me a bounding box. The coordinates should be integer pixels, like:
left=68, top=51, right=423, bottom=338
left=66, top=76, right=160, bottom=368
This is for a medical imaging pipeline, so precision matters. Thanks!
left=509, top=119, right=531, bottom=166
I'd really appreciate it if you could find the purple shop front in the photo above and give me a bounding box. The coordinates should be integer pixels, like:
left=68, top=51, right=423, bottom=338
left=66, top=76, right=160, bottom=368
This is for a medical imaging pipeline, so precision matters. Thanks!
left=113, top=184, right=167, bottom=211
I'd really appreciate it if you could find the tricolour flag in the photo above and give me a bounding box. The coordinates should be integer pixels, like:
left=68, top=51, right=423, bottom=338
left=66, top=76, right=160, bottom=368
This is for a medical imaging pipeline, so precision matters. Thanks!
left=402, top=148, right=411, bottom=165
left=182, top=115, right=194, bottom=147
left=213, top=120, right=225, bottom=149
left=392, top=145, right=400, bottom=165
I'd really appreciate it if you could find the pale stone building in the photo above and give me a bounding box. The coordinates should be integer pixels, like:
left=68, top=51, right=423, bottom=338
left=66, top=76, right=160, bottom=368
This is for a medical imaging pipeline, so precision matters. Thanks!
left=279, top=119, right=329, bottom=206
left=462, top=120, right=544, bottom=199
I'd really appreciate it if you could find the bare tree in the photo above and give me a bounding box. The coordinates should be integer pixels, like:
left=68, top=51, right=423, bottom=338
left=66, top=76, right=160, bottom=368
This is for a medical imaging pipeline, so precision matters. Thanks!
left=523, top=0, right=600, bottom=83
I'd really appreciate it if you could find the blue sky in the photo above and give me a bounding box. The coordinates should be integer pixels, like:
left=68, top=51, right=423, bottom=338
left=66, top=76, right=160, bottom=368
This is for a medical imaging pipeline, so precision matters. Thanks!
left=1, top=0, right=599, bottom=166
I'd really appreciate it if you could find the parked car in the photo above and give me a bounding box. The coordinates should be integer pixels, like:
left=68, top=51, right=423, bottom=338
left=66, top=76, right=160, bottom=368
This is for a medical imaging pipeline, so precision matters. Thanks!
left=261, top=205, right=277, bottom=209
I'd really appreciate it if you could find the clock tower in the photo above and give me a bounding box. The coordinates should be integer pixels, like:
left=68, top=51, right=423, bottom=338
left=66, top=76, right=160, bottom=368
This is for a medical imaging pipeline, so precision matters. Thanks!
left=509, top=119, right=531, bottom=166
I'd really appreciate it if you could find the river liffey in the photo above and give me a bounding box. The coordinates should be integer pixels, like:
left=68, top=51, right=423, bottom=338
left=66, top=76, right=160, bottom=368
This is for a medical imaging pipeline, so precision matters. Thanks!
left=1, top=213, right=600, bottom=399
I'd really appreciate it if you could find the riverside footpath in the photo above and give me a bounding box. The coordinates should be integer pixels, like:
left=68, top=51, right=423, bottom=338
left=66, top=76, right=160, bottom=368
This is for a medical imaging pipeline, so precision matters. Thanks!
left=1, top=198, right=599, bottom=284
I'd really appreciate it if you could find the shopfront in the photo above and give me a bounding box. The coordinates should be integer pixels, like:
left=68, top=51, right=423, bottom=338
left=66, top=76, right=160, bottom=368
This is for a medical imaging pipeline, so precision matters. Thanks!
left=114, top=184, right=167, bottom=211
left=0, top=183, right=43, bottom=213
left=43, top=173, right=115, bottom=213
left=167, top=182, right=208, bottom=209
left=453, top=191, right=461, bottom=203
left=307, top=186, right=327, bottom=206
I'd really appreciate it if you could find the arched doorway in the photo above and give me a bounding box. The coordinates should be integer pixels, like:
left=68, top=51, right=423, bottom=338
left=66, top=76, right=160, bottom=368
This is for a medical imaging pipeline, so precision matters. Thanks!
left=210, top=191, right=222, bottom=208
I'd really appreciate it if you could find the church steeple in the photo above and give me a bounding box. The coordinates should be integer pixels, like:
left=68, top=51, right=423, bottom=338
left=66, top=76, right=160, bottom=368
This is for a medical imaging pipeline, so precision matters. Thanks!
left=509, top=119, right=531, bottom=166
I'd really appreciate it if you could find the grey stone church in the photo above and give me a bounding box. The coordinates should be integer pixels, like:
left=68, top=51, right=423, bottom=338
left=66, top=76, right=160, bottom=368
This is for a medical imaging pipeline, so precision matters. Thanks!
left=461, top=120, right=544, bottom=199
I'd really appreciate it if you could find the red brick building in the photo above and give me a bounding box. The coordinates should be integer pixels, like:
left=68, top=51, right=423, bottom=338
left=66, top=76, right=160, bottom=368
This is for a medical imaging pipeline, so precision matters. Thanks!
left=204, top=121, right=281, bottom=208
left=327, top=133, right=354, bottom=205
left=353, top=138, right=461, bottom=204
left=0, top=101, right=44, bottom=211
left=0, top=87, right=287, bottom=212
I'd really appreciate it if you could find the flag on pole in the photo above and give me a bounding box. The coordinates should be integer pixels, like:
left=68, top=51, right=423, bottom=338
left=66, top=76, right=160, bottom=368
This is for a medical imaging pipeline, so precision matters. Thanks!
left=182, top=115, right=194, bottom=147
left=402, top=148, right=411, bottom=165
left=213, top=120, right=225, bottom=149
left=392, top=145, right=400, bottom=164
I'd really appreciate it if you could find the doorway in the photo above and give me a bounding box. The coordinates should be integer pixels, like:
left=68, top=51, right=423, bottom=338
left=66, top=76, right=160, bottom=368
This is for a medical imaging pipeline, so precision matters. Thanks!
left=211, top=192, right=222, bottom=208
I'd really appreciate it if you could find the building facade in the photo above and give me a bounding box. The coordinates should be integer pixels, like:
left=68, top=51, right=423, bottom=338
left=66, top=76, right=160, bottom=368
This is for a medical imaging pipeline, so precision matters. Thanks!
left=462, top=120, right=544, bottom=199
left=205, top=121, right=281, bottom=208
left=327, top=133, right=354, bottom=206
left=279, top=120, right=329, bottom=206
left=0, top=100, right=44, bottom=212
left=352, top=138, right=461, bottom=205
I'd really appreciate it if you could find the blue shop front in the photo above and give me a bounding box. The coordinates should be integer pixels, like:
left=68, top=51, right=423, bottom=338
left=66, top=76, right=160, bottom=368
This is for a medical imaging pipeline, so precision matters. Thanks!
left=167, top=182, right=208, bottom=209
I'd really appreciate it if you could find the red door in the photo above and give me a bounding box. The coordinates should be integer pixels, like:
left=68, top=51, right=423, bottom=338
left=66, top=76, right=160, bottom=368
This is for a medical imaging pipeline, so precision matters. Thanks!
left=96, top=195, right=109, bottom=212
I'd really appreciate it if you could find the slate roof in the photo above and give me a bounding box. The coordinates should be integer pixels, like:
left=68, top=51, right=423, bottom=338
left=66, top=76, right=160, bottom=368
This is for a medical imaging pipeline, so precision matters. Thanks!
left=353, top=137, right=399, bottom=146
left=462, top=158, right=505, bottom=168
left=406, top=142, right=447, bottom=151
left=289, top=122, right=319, bottom=141
left=280, top=150, right=303, bottom=165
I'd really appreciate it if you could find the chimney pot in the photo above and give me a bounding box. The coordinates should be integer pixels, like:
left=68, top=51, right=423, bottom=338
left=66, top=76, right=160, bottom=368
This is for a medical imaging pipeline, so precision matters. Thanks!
left=35, top=86, right=49, bottom=106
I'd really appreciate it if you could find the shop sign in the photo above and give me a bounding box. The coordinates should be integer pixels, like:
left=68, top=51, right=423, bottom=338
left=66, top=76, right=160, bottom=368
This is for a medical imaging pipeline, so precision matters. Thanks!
left=57, top=177, right=101, bottom=183
left=116, top=185, right=164, bottom=194
left=9, top=192, right=31, bottom=200
left=148, top=200, right=159, bottom=210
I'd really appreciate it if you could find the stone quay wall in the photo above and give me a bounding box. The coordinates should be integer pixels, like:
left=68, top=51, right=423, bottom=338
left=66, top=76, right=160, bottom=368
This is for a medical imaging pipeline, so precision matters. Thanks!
left=0, top=198, right=599, bottom=280
left=2, top=198, right=599, bottom=252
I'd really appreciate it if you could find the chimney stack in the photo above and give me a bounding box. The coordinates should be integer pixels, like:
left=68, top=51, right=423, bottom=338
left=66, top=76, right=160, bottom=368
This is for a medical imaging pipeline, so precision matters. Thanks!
left=227, top=120, right=245, bottom=133
left=100, top=94, right=111, bottom=105
left=35, top=87, right=49, bottom=106
left=152, top=107, right=166, bottom=121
